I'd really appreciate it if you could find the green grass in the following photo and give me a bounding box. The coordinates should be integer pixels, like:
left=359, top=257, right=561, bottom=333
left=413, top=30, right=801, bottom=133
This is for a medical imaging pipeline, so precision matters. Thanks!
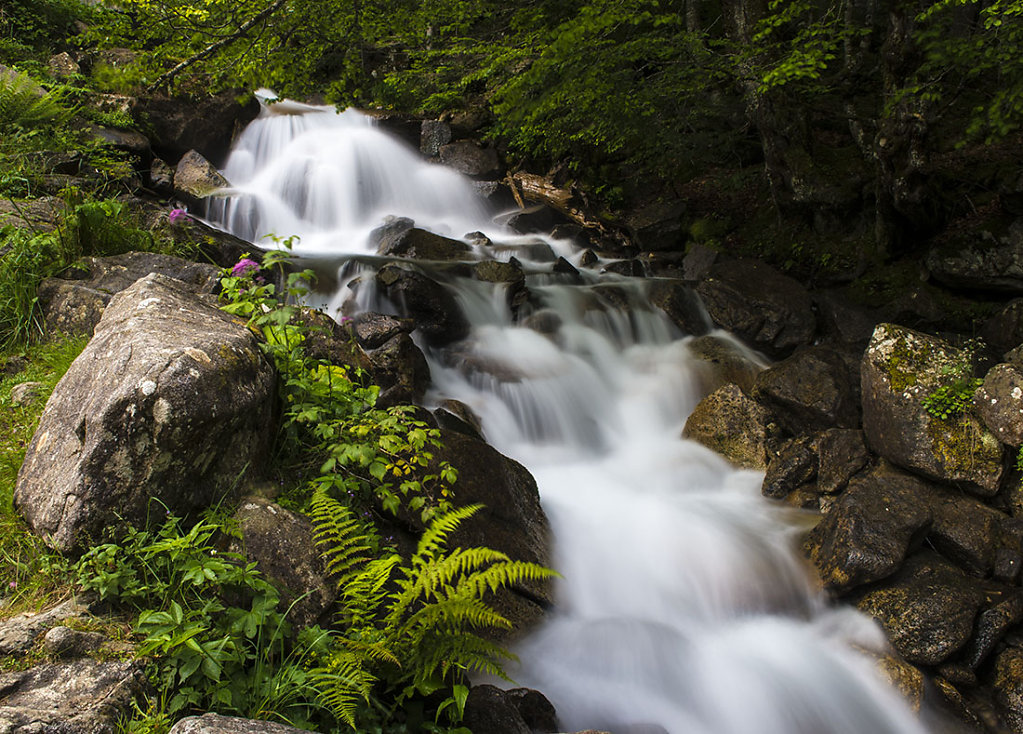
left=0, top=334, right=89, bottom=615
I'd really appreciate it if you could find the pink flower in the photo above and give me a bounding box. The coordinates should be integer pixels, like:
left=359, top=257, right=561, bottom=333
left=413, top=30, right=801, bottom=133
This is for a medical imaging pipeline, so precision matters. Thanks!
left=168, top=208, right=188, bottom=225
left=231, top=258, right=260, bottom=277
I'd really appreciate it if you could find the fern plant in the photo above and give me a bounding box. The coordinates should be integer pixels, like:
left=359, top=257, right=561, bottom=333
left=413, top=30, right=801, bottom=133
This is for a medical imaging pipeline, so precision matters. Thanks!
left=0, top=70, right=74, bottom=131
left=308, top=490, right=556, bottom=729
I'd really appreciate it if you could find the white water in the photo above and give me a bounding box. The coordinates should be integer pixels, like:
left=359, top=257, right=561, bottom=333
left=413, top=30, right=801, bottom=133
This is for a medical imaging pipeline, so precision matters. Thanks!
left=207, top=99, right=936, bottom=734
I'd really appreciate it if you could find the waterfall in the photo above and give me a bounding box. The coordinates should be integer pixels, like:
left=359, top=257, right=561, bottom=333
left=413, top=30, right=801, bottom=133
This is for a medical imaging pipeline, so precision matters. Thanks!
left=206, top=97, right=939, bottom=734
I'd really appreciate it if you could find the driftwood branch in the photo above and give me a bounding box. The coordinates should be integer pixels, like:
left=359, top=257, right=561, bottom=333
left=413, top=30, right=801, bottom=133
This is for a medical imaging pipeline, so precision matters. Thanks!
left=145, top=0, right=288, bottom=93
left=508, top=171, right=633, bottom=251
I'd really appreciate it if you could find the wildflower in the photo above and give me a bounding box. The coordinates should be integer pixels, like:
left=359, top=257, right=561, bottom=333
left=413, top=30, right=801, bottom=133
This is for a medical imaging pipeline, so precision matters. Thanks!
left=231, top=258, right=260, bottom=277
left=7, top=581, right=15, bottom=591
left=168, top=208, right=188, bottom=225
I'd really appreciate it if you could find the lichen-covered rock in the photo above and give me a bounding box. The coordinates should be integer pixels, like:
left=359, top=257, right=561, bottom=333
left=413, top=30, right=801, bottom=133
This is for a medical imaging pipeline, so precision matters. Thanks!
left=42, top=625, right=107, bottom=659
left=682, top=384, right=772, bottom=469
left=861, top=323, right=1004, bottom=497
left=0, top=599, right=88, bottom=657
left=174, top=149, right=229, bottom=206
left=15, top=274, right=275, bottom=552
left=975, top=362, right=1023, bottom=447
left=0, top=660, right=146, bottom=734
left=753, top=347, right=860, bottom=434
left=855, top=552, right=987, bottom=666
left=38, top=251, right=221, bottom=337
left=695, top=259, right=816, bottom=358
left=227, top=497, right=334, bottom=629
left=805, top=465, right=932, bottom=592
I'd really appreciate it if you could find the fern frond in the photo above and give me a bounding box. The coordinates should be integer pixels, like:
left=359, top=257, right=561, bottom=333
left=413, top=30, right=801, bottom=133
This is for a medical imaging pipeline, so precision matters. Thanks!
left=340, top=554, right=400, bottom=627
left=414, top=504, right=483, bottom=563
left=310, top=649, right=378, bottom=729
left=309, top=490, right=374, bottom=581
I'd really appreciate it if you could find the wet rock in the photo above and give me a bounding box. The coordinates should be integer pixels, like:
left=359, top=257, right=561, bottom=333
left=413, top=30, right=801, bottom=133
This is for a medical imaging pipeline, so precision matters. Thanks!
left=351, top=312, right=415, bottom=350
left=10, top=382, right=43, bottom=407
left=762, top=436, right=817, bottom=499
left=814, top=291, right=879, bottom=349
left=580, top=249, right=599, bottom=268
left=377, top=226, right=472, bottom=261
left=133, top=90, right=260, bottom=165
left=433, top=399, right=484, bottom=440
left=861, top=323, right=1004, bottom=497
left=753, top=347, right=860, bottom=434
left=42, top=626, right=105, bottom=658
left=504, top=205, right=567, bottom=235
left=855, top=552, right=987, bottom=665
left=438, top=140, right=500, bottom=178
left=149, top=157, right=175, bottom=195
left=364, top=333, right=431, bottom=408
left=505, top=688, right=559, bottom=732
left=647, top=280, right=709, bottom=336
left=873, top=653, right=925, bottom=713
left=805, top=465, right=932, bottom=593
left=0, top=599, right=88, bottom=657
left=601, top=259, right=645, bottom=277
left=420, top=120, right=452, bottom=157
left=994, top=645, right=1023, bottom=731
left=0, top=660, right=146, bottom=734
left=816, top=429, right=869, bottom=494
left=462, top=684, right=531, bottom=734
left=695, top=259, right=816, bottom=358
left=487, top=240, right=557, bottom=263
left=975, top=362, right=1023, bottom=446
left=174, top=149, right=229, bottom=206
left=995, top=520, right=1023, bottom=584
left=521, top=309, right=562, bottom=335
left=227, top=497, right=334, bottom=629
left=553, top=257, right=581, bottom=280
left=15, top=274, right=275, bottom=552
left=474, top=259, right=524, bottom=284
left=169, top=713, right=310, bottom=734
left=683, top=384, right=772, bottom=469
left=376, top=263, right=470, bottom=346
left=38, top=251, right=221, bottom=337
left=685, top=335, right=764, bottom=393
left=682, top=243, right=717, bottom=282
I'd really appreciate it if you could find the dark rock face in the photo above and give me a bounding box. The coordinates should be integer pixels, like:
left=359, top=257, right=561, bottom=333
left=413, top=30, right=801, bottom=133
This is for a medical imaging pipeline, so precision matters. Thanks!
left=855, top=552, right=987, bottom=666
left=753, top=347, right=860, bottom=434
left=981, top=298, right=1023, bottom=354
left=860, top=323, right=1004, bottom=497
left=926, top=485, right=1007, bottom=577
left=762, top=436, right=817, bottom=499
left=816, top=429, right=869, bottom=494
left=38, top=252, right=220, bottom=337
left=0, top=660, right=146, bottom=734
left=228, top=497, right=334, bottom=629
left=685, top=335, right=764, bottom=394
left=376, top=263, right=470, bottom=346
left=695, top=259, right=816, bottom=358
left=926, top=233, right=1023, bottom=294
left=625, top=200, right=686, bottom=252
left=377, top=226, right=472, bottom=261
left=15, top=274, right=275, bottom=552
left=682, top=384, right=772, bottom=469
left=806, top=466, right=933, bottom=593
left=647, top=280, right=710, bottom=336
left=351, top=312, right=416, bottom=350
left=462, top=685, right=532, bottom=734
left=133, top=90, right=260, bottom=165
left=438, top=140, right=501, bottom=178
left=420, top=120, right=452, bottom=157
left=994, top=645, right=1023, bottom=731
left=169, top=713, right=311, bottom=734
left=364, top=333, right=431, bottom=407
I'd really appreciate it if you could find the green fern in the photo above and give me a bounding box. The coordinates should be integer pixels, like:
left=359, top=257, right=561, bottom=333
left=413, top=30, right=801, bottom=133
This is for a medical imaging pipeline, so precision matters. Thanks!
left=0, top=70, right=73, bottom=130
left=308, top=490, right=556, bottom=728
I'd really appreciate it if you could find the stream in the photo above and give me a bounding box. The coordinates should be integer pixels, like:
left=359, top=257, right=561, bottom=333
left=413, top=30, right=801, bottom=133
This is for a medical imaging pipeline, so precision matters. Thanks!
left=205, top=95, right=941, bottom=734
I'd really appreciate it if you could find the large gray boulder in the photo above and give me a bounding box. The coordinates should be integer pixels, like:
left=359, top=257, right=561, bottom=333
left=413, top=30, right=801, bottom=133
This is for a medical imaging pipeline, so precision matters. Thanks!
left=860, top=324, right=1004, bottom=497
left=174, top=149, right=229, bottom=207
left=0, top=660, right=146, bottom=734
left=15, top=274, right=275, bottom=552
left=169, top=713, right=310, bottom=734
left=39, top=251, right=221, bottom=337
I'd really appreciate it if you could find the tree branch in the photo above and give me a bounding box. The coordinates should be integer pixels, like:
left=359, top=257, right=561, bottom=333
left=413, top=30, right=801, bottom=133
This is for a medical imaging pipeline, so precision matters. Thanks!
left=145, top=0, right=289, bottom=93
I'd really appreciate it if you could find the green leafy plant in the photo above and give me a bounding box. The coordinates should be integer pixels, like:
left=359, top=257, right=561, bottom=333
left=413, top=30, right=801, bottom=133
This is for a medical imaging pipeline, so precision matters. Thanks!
left=922, top=339, right=985, bottom=421
left=219, top=250, right=457, bottom=522
left=308, top=490, right=555, bottom=729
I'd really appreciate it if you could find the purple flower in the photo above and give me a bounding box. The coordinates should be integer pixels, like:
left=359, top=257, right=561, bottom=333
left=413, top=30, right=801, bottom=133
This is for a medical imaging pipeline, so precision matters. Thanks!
left=231, top=258, right=260, bottom=277
left=168, top=208, right=188, bottom=225
left=7, top=581, right=15, bottom=591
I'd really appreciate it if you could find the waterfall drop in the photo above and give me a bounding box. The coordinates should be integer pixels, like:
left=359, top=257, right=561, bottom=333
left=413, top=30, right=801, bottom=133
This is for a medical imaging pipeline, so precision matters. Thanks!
left=206, top=97, right=940, bottom=734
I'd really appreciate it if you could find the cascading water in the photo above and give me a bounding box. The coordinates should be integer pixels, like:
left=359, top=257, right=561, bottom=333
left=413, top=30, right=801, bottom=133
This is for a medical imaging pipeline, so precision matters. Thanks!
left=206, top=96, right=943, bottom=734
